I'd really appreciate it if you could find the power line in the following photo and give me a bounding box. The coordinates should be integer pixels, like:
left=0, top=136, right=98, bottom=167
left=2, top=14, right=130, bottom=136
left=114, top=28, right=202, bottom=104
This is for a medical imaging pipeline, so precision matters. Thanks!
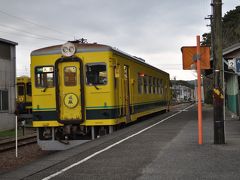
left=0, top=24, right=66, bottom=42
left=0, top=9, right=73, bottom=37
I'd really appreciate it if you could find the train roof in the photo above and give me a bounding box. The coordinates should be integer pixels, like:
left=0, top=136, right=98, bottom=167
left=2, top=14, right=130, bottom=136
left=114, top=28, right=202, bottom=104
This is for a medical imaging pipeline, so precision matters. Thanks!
left=31, top=42, right=169, bottom=76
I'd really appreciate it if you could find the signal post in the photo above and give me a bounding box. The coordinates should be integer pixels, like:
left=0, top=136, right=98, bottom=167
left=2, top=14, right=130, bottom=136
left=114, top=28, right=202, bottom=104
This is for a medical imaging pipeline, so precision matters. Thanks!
left=181, top=37, right=210, bottom=145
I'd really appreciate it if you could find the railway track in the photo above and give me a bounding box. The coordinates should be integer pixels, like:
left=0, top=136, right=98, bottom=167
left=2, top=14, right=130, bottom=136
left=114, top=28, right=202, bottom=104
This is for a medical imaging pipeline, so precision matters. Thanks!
left=0, top=104, right=191, bottom=153
left=0, top=134, right=37, bottom=152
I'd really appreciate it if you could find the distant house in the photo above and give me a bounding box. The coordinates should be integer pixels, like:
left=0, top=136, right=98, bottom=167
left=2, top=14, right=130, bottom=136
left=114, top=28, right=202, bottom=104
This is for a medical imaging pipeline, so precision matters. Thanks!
left=0, top=38, right=18, bottom=130
left=171, top=80, right=195, bottom=103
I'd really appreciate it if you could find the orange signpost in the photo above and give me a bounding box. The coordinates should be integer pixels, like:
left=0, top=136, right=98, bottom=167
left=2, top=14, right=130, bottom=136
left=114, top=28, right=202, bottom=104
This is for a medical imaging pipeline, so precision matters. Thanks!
left=196, top=36, right=203, bottom=145
left=181, top=46, right=210, bottom=70
left=181, top=36, right=210, bottom=145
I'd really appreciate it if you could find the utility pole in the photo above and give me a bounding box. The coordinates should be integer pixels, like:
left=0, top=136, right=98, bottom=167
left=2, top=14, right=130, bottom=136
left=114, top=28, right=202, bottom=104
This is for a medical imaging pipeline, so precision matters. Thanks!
left=212, top=0, right=225, bottom=144
left=205, top=15, right=213, bottom=54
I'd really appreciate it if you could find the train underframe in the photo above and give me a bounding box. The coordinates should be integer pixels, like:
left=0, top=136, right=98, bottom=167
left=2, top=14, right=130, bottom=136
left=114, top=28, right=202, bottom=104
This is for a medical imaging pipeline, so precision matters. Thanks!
left=37, top=125, right=115, bottom=150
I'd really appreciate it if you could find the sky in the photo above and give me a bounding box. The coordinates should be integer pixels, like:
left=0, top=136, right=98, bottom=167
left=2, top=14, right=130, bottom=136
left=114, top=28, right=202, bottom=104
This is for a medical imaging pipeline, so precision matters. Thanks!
left=0, top=0, right=239, bottom=80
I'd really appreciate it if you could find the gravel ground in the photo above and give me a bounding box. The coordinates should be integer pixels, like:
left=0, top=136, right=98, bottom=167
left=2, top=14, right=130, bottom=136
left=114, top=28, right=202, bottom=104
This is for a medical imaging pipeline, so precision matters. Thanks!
left=0, top=143, right=53, bottom=175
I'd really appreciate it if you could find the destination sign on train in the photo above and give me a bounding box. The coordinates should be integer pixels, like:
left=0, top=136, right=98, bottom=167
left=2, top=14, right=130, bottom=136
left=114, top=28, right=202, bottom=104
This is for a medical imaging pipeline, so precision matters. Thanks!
left=43, top=67, right=54, bottom=72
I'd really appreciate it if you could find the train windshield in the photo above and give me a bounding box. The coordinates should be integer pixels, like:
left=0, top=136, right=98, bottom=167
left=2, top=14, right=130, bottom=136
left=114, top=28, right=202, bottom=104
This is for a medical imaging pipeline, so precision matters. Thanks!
left=64, top=66, right=77, bottom=86
left=86, top=63, right=107, bottom=85
left=35, top=66, right=54, bottom=88
left=17, top=84, right=24, bottom=95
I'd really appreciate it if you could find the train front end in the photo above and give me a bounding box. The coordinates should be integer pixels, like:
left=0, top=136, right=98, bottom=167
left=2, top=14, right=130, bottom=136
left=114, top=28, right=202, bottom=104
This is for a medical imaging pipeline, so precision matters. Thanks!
left=31, top=42, right=115, bottom=150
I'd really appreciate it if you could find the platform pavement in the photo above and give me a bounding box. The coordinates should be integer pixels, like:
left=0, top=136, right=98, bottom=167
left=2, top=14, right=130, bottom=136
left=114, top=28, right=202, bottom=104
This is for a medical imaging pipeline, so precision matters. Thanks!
left=137, top=105, right=240, bottom=180
left=1, top=104, right=240, bottom=180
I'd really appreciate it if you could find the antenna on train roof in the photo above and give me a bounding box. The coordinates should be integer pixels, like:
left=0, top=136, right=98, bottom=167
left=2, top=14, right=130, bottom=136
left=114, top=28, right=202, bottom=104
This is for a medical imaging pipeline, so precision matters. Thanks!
left=69, top=38, right=88, bottom=44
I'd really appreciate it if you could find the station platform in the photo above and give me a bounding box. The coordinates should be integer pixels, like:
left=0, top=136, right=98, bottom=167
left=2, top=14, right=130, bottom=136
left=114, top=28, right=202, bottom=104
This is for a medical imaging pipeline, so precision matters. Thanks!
left=1, top=103, right=240, bottom=179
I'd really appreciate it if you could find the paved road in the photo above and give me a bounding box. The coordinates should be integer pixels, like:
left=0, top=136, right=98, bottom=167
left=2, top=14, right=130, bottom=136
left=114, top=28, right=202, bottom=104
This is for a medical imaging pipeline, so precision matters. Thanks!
left=2, top=103, right=240, bottom=180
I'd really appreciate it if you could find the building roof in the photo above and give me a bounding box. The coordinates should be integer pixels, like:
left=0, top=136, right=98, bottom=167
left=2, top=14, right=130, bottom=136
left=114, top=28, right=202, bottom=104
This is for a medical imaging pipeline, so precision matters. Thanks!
left=0, top=38, right=18, bottom=46
left=223, top=43, right=240, bottom=56
left=209, top=42, right=240, bottom=61
left=205, top=42, right=240, bottom=76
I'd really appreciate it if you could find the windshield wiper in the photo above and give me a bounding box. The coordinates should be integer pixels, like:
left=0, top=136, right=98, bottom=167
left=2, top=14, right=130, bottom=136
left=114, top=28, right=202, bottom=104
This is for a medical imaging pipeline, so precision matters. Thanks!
left=93, top=84, right=100, bottom=90
left=42, top=85, right=48, bottom=92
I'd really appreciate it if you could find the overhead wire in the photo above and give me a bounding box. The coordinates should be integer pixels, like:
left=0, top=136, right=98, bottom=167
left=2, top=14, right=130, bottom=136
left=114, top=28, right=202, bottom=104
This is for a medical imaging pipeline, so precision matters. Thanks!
left=0, top=23, right=66, bottom=42
left=0, top=9, right=78, bottom=77
left=0, top=9, right=73, bottom=37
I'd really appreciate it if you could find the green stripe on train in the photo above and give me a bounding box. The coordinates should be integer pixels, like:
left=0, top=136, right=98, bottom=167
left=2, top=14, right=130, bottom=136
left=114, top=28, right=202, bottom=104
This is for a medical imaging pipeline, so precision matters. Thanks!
left=32, top=100, right=168, bottom=111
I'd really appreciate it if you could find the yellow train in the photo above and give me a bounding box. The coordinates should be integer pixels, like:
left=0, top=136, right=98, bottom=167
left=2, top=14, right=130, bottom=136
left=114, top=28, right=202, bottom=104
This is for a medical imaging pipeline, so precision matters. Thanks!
left=16, top=76, right=32, bottom=114
left=31, top=40, right=171, bottom=150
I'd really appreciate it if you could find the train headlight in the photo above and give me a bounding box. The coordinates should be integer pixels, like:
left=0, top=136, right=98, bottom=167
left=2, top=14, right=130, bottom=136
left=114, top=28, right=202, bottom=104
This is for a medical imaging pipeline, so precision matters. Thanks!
left=61, top=42, right=76, bottom=57
left=19, top=96, right=24, bottom=102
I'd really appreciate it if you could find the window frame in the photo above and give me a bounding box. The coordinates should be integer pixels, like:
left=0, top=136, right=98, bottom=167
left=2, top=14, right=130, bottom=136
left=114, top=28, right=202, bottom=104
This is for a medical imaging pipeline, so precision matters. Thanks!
left=149, top=76, right=152, bottom=94
left=64, top=66, right=77, bottom=87
left=138, top=73, right=143, bottom=94
left=0, top=90, right=8, bottom=112
left=85, top=62, right=108, bottom=86
left=143, top=75, right=148, bottom=94
left=17, top=83, right=25, bottom=96
left=34, top=66, right=55, bottom=88
left=153, top=77, right=156, bottom=94
left=157, top=79, right=161, bottom=94
left=160, top=79, right=163, bottom=95
left=154, top=78, right=158, bottom=94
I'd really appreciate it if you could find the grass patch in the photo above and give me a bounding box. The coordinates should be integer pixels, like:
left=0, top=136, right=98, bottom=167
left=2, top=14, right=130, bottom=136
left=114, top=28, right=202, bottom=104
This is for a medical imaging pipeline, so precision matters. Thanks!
left=0, top=129, right=15, bottom=138
left=0, top=129, right=22, bottom=138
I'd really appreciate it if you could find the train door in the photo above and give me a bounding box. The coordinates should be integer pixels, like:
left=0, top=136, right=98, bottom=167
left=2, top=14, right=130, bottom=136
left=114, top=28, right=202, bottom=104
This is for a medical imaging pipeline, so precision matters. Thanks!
left=123, top=65, right=131, bottom=122
left=55, top=58, right=84, bottom=124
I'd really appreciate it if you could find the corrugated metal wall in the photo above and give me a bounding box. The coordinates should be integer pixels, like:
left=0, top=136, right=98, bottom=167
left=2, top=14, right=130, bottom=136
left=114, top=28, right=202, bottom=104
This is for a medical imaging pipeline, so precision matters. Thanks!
left=0, top=41, right=16, bottom=130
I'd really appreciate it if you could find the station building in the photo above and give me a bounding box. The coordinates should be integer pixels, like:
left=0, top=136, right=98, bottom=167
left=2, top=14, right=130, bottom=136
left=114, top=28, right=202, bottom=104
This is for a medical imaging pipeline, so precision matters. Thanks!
left=204, top=43, right=240, bottom=117
left=0, top=38, right=18, bottom=130
left=223, top=43, right=240, bottom=116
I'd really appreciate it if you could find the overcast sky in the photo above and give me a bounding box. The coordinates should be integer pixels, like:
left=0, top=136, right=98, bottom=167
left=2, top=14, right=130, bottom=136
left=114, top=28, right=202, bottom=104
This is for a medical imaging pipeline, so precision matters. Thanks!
left=0, top=0, right=239, bottom=80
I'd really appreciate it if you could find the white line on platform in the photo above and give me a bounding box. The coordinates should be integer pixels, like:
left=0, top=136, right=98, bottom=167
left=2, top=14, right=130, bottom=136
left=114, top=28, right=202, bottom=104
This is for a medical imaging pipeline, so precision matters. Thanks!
left=178, top=109, right=188, bottom=112
left=42, top=104, right=194, bottom=180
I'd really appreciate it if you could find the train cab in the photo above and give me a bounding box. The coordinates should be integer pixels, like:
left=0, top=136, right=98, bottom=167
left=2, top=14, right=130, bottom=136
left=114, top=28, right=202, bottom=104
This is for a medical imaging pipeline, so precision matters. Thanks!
left=16, top=76, right=32, bottom=114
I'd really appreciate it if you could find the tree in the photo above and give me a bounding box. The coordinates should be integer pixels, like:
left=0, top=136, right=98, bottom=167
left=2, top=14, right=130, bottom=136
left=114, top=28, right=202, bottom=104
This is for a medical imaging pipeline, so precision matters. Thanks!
left=201, top=32, right=211, bottom=46
left=201, top=6, right=240, bottom=48
left=222, top=6, right=240, bottom=48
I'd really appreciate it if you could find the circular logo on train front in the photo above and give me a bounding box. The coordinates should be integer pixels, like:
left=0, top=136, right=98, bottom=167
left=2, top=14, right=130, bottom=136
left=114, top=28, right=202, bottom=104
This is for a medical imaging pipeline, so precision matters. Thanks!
left=64, top=93, right=78, bottom=108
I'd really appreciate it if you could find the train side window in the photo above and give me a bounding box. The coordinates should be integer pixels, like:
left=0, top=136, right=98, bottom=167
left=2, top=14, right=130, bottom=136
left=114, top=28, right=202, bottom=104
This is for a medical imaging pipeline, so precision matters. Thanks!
left=157, top=79, right=161, bottom=94
left=26, top=82, right=32, bottom=96
left=155, top=78, right=158, bottom=94
left=144, top=75, right=148, bottom=94
left=159, top=79, right=163, bottom=94
left=17, top=83, right=24, bottom=96
left=138, top=73, right=143, bottom=94
left=86, top=63, right=107, bottom=85
left=153, top=77, right=156, bottom=94
left=64, top=66, right=77, bottom=86
left=161, top=80, right=164, bottom=94
left=149, top=76, right=152, bottom=94
left=35, top=66, right=54, bottom=88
